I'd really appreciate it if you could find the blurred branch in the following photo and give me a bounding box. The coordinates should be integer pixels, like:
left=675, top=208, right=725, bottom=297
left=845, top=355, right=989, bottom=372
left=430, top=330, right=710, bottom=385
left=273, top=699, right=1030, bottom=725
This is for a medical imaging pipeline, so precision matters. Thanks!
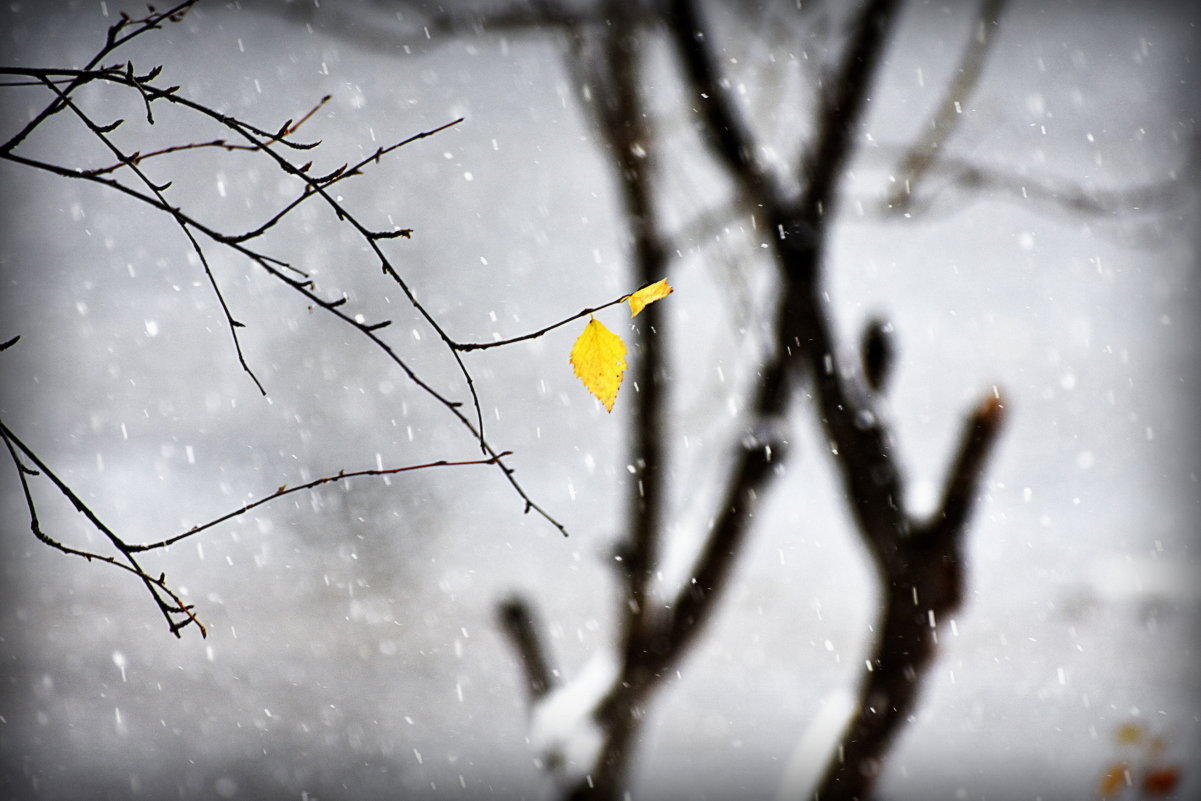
left=926, top=394, right=1008, bottom=542
left=476, top=6, right=681, bottom=794
left=793, top=0, right=900, bottom=224
left=663, top=2, right=1009, bottom=800
left=575, top=6, right=677, bottom=794
left=665, top=0, right=782, bottom=204
left=815, top=393, right=1007, bottom=801
left=661, top=0, right=902, bottom=634
left=264, top=0, right=650, bottom=57
left=654, top=335, right=791, bottom=661
left=497, top=595, right=557, bottom=703
left=886, top=0, right=1007, bottom=210
left=892, top=151, right=1198, bottom=221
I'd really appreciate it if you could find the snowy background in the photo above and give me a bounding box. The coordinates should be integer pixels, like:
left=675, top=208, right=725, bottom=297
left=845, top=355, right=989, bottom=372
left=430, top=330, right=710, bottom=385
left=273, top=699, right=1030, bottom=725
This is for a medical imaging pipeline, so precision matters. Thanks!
left=1, top=1, right=1198, bottom=800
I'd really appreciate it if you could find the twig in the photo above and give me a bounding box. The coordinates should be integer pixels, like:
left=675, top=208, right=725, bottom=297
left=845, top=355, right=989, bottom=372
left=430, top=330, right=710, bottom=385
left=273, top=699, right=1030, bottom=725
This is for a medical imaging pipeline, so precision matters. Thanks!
left=0, top=7, right=590, bottom=636
left=37, top=74, right=267, bottom=394
left=450, top=281, right=656, bottom=352
left=76, top=94, right=331, bottom=178
left=1, top=418, right=206, bottom=637
left=1, top=411, right=526, bottom=635
left=131, top=452, right=513, bottom=552
left=0, top=1, right=198, bottom=155
left=223, top=116, right=461, bottom=245
left=2, top=54, right=572, bottom=532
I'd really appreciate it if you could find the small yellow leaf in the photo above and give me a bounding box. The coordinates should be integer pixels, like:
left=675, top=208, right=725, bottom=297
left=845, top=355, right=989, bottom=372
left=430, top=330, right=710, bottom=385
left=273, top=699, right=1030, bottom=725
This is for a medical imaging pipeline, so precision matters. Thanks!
left=1098, top=763, right=1130, bottom=797
left=1115, top=723, right=1145, bottom=745
left=570, top=316, right=627, bottom=412
left=627, top=278, right=673, bottom=318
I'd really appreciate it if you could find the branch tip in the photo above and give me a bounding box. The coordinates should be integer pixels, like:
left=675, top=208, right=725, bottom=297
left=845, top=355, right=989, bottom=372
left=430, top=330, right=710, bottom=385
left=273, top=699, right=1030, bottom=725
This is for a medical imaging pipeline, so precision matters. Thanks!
left=978, top=391, right=1006, bottom=425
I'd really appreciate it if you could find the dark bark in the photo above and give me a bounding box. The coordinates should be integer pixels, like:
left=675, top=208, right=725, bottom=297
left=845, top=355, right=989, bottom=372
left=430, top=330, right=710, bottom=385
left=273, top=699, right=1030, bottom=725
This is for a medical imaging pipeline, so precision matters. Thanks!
left=497, top=596, right=556, bottom=703
left=665, top=3, right=1000, bottom=799
left=815, top=397, right=1005, bottom=801
left=367, top=2, right=1009, bottom=798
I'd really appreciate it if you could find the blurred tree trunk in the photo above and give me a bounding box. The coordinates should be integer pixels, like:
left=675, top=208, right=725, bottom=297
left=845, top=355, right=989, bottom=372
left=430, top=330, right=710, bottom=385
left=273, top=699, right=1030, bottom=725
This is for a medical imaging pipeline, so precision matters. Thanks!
left=550, top=2, right=1005, bottom=799
left=283, top=1, right=1011, bottom=798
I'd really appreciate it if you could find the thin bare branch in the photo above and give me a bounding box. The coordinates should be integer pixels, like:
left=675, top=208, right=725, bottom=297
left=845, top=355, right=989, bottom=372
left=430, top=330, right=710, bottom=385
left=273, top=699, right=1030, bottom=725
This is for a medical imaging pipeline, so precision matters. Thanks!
left=131, top=452, right=513, bottom=553
left=8, top=67, right=443, bottom=370
left=1, top=10, right=593, bottom=635
left=1, top=419, right=206, bottom=637
left=5, top=71, right=572, bottom=528
left=37, top=74, right=267, bottom=394
left=222, top=116, right=461, bottom=244
left=0, top=1, right=198, bottom=155
left=451, top=282, right=653, bottom=352
left=2, top=408, right=533, bottom=636
left=8, top=125, right=571, bottom=537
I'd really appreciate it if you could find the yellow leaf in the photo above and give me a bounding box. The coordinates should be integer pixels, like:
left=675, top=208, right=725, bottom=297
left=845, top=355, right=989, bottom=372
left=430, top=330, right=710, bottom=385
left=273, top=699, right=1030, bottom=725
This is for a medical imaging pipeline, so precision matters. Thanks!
left=1115, top=723, right=1145, bottom=745
left=1098, top=763, right=1130, bottom=797
left=570, top=316, right=627, bottom=412
left=627, top=278, right=673, bottom=318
